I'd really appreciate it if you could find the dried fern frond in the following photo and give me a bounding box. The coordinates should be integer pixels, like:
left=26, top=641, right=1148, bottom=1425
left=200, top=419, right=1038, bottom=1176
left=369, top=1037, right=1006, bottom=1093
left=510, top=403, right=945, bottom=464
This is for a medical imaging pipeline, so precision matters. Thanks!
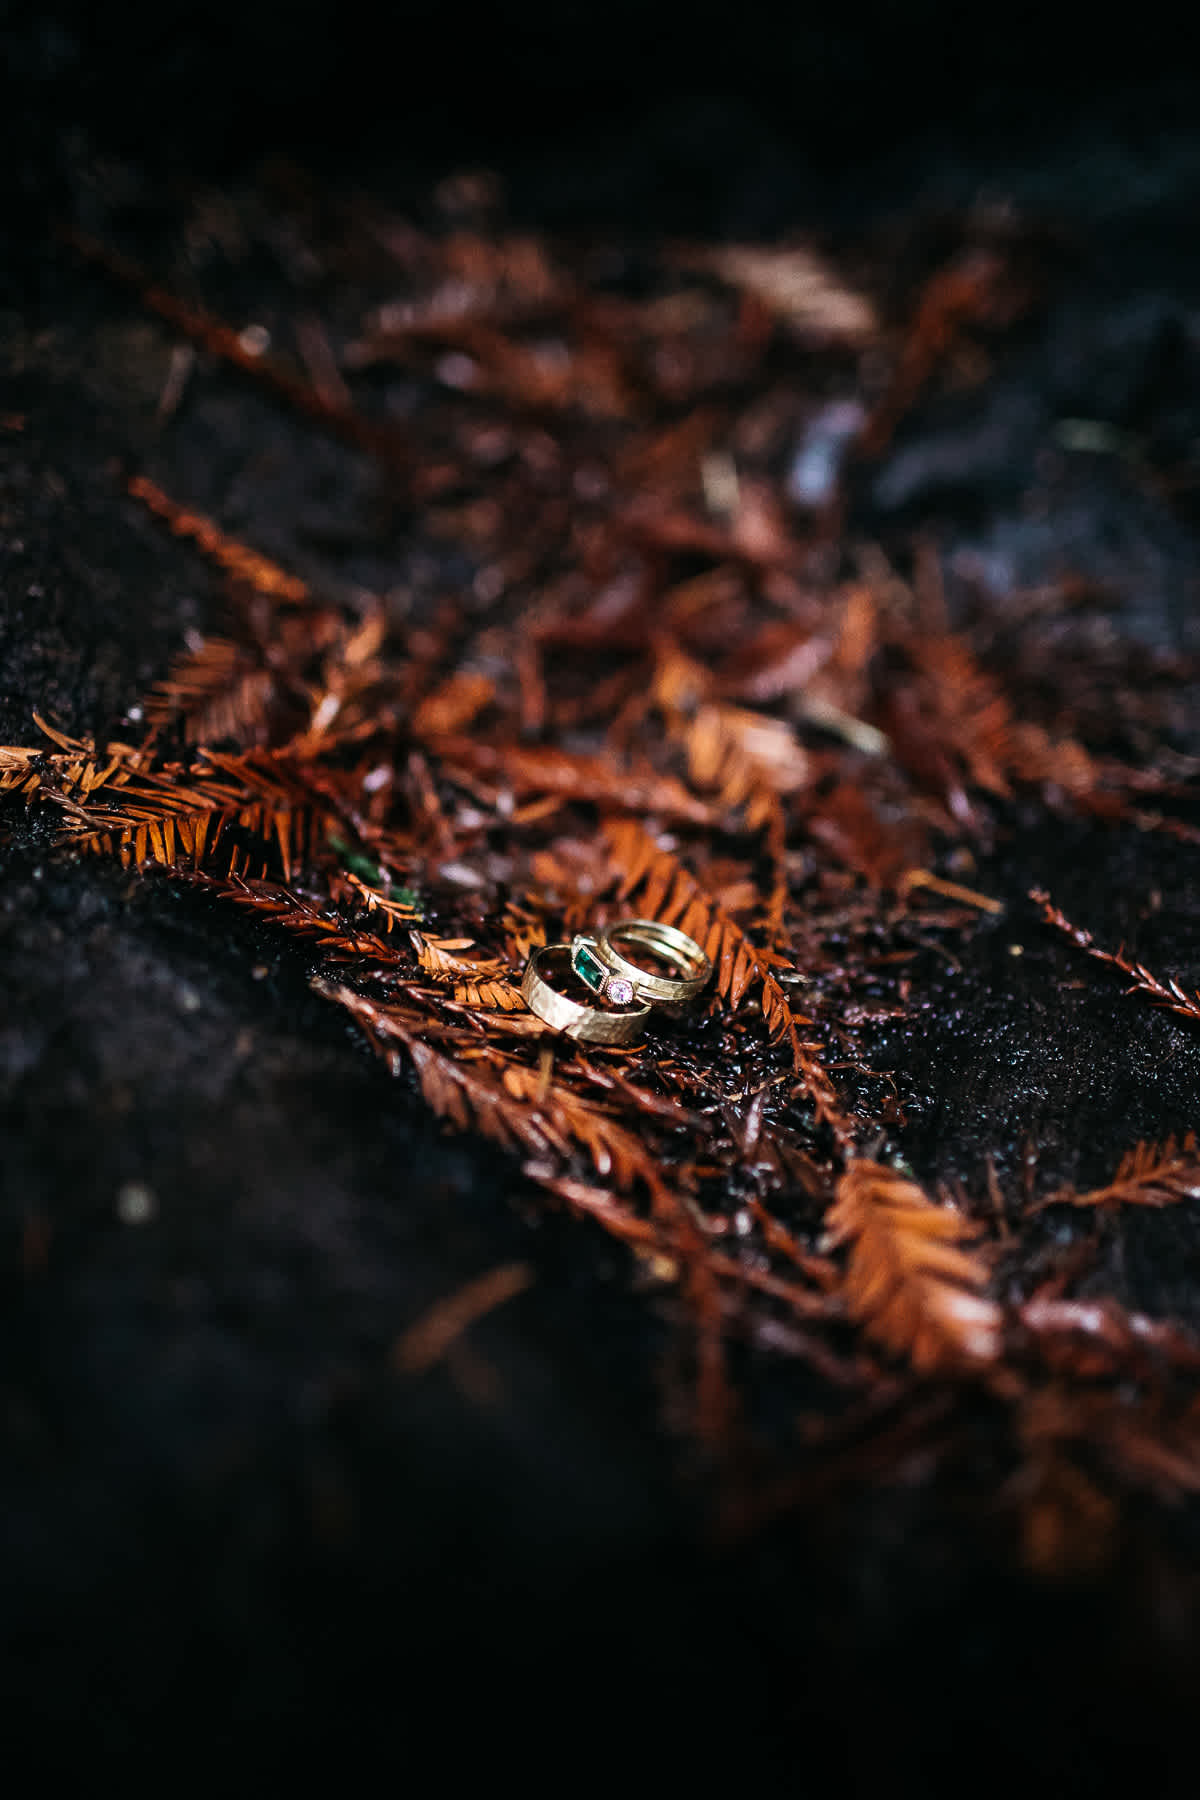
left=685, top=702, right=810, bottom=820
left=16, top=740, right=389, bottom=885
left=500, top=898, right=549, bottom=963
left=903, top=634, right=1170, bottom=825
left=1032, top=889, right=1200, bottom=1025
left=451, top=976, right=527, bottom=1011
left=0, top=740, right=140, bottom=805
left=824, top=1160, right=1002, bottom=1372
left=329, top=870, right=423, bottom=928
left=330, top=990, right=561, bottom=1156
left=667, top=671, right=801, bottom=932
left=129, top=475, right=311, bottom=602
left=1, top=711, right=150, bottom=797
left=411, top=670, right=495, bottom=739
left=906, top=633, right=1016, bottom=803
left=68, top=799, right=328, bottom=883
left=319, top=978, right=736, bottom=1459
left=143, top=636, right=280, bottom=746
left=318, top=981, right=679, bottom=1203
left=804, top=776, right=928, bottom=889
left=669, top=243, right=879, bottom=347
left=429, top=737, right=715, bottom=826
left=654, top=635, right=809, bottom=817
left=411, top=931, right=512, bottom=983
left=1020, top=1295, right=1200, bottom=1374
left=1019, top=1383, right=1200, bottom=1509
left=319, top=980, right=735, bottom=1443
left=1035, top=1134, right=1200, bottom=1212
left=191, top=873, right=404, bottom=964
left=59, top=757, right=336, bottom=884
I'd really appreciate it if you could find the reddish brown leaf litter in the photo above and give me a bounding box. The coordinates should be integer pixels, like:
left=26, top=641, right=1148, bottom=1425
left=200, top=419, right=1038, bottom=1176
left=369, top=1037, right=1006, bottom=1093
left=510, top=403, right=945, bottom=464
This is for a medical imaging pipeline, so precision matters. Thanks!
left=1033, top=887, right=1200, bottom=1024
left=8, top=168, right=1200, bottom=1574
left=1031, top=1134, right=1200, bottom=1213
left=823, top=1160, right=1002, bottom=1372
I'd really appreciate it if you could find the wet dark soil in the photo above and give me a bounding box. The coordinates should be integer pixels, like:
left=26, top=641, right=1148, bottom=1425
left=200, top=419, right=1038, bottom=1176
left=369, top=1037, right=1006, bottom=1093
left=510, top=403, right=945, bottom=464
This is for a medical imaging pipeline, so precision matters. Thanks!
left=5, top=11, right=1200, bottom=1787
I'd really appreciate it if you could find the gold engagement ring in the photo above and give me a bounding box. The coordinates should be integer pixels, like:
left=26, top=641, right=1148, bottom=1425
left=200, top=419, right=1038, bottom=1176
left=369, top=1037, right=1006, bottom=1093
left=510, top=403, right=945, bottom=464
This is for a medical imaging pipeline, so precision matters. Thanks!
left=573, top=919, right=712, bottom=1009
left=521, top=942, right=653, bottom=1045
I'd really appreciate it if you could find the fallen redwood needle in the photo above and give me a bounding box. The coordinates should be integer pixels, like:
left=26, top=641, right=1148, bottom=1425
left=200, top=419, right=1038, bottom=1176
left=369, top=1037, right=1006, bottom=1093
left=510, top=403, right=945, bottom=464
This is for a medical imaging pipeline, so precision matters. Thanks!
left=393, top=1261, right=534, bottom=1374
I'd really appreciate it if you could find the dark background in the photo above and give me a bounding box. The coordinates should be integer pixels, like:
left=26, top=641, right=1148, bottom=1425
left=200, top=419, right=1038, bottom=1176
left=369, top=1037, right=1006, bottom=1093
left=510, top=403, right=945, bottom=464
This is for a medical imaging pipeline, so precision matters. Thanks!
left=5, top=4, right=1200, bottom=1786
left=6, top=3, right=1200, bottom=228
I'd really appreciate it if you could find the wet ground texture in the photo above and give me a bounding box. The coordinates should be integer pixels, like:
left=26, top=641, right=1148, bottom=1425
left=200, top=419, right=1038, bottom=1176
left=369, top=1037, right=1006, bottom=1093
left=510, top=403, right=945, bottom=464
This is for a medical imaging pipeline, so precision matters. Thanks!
left=6, top=12, right=1200, bottom=1788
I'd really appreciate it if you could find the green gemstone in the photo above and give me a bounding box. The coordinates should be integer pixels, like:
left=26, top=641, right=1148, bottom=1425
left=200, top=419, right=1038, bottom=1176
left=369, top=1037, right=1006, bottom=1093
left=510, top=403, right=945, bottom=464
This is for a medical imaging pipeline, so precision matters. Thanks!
left=571, top=938, right=607, bottom=992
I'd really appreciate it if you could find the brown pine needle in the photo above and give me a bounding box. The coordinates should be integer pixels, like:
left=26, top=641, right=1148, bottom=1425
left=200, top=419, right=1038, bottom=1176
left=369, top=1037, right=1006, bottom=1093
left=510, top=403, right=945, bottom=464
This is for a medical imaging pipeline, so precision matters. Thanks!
left=652, top=644, right=798, bottom=932
left=1020, top=1295, right=1200, bottom=1372
left=1032, top=1134, right=1200, bottom=1212
left=393, top=1262, right=534, bottom=1374
left=431, top=737, right=716, bottom=827
left=1032, top=888, right=1200, bottom=1024
left=824, top=1161, right=1002, bottom=1372
left=317, top=981, right=684, bottom=1203
left=129, top=476, right=311, bottom=602
left=899, top=868, right=1003, bottom=914
left=144, top=636, right=279, bottom=747
left=411, top=931, right=513, bottom=985
left=63, top=227, right=411, bottom=468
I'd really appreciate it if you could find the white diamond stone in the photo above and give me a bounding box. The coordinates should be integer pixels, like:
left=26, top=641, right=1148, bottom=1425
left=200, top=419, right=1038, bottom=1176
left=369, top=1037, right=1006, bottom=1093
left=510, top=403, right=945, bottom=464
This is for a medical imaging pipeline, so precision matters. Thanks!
left=607, top=977, right=634, bottom=1006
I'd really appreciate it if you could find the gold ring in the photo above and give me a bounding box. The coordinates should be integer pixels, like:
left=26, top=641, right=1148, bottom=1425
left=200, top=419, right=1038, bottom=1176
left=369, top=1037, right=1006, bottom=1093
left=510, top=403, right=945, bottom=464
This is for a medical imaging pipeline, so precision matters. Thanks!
left=575, top=919, right=712, bottom=1008
left=521, top=943, right=652, bottom=1044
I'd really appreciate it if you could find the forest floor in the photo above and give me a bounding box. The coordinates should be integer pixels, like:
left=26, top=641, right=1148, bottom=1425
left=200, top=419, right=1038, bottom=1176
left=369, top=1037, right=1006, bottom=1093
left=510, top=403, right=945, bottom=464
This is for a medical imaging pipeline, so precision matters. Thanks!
left=6, top=45, right=1200, bottom=1789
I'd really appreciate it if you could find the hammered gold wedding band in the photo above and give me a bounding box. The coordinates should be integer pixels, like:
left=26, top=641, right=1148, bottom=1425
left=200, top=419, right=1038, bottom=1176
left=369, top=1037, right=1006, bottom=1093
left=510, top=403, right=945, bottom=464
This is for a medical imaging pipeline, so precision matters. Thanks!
left=589, top=919, right=712, bottom=1007
left=522, top=942, right=652, bottom=1045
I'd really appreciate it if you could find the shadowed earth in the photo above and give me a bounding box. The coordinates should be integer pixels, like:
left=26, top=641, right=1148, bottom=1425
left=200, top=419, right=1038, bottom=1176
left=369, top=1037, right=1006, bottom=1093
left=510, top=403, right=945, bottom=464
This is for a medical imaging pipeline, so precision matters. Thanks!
left=5, top=13, right=1200, bottom=1786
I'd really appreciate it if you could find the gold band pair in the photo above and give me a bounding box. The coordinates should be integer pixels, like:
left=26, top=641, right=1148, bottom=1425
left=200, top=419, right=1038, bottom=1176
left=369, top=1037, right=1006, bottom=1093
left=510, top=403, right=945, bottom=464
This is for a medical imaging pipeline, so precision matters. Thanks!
left=521, top=918, right=713, bottom=1045
left=576, top=920, right=713, bottom=1008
